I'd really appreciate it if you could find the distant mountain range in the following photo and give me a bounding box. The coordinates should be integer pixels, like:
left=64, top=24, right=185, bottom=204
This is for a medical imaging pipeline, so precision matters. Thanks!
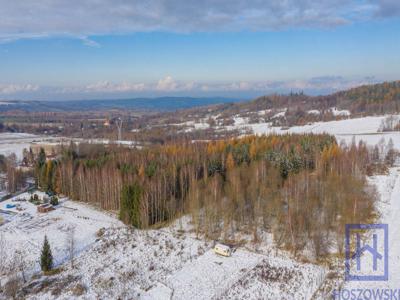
left=0, top=97, right=245, bottom=113
left=1, top=81, right=399, bottom=116
left=140, top=80, right=400, bottom=129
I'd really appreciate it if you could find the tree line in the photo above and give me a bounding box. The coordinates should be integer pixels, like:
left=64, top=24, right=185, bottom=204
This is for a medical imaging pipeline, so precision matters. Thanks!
left=34, top=134, right=380, bottom=257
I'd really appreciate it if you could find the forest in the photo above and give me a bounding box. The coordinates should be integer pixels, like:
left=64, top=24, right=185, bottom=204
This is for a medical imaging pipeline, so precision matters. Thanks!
left=32, top=134, right=384, bottom=257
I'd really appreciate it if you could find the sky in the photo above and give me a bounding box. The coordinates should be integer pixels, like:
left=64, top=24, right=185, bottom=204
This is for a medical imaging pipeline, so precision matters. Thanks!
left=0, top=0, right=399, bottom=100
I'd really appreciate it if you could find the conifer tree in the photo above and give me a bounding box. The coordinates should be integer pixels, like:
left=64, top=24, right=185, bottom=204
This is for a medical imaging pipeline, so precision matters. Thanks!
left=40, top=235, right=53, bottom=272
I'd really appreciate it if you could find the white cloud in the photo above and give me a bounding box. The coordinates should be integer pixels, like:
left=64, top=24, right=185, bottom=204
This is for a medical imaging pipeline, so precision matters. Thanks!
left=79, top=36, right=101, bottom=48
left=0, top=76, right=382, bottom=99
left=181, top=76, right=380, bottom=93
left=0, top=1, right=393, bottom=43
left=0, top=84, right=39, bottom=94
left=85, top=81, right=146, bottom=92
left=156, top=76, right=198, bottom=91
left=156, top=76, right=178, bottom=91
left=77, top=76, right=382, bottom=95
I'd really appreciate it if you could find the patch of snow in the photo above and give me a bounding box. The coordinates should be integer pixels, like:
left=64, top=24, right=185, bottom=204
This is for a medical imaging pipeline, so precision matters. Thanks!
left=167, top=249, right=263, bottom=300
left=257, top=109, right=272, bottom=116
left=173, top=121, right=210, bottom=132
left=307, top=109, right=320, bottom=115
left=330, top=107, right=350, bottom=117
left=272, top=110, right=286, bottom=119
left=221, top=257, right=325, bottom=300
left=233, top=117, right=249, bottom=126
left=142, top=282, right=172, bottom=300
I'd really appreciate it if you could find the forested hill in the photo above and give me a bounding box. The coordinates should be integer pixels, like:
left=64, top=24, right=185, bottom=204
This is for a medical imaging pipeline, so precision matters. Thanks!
left=335, top=80, right=400, bottom=114
left=220, top=80, right=400, bottom=116
left=164, top=80, right=400, bottom=128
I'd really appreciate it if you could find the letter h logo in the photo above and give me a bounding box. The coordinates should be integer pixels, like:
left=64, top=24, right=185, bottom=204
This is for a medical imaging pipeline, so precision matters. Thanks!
left=345, top=224, right=388, bottom=281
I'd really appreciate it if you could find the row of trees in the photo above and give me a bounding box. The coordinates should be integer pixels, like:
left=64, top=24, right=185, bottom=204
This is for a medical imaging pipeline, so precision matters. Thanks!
left=0, top=154, right=28, bottom=194
left=35, top=134, right=381, bottom=258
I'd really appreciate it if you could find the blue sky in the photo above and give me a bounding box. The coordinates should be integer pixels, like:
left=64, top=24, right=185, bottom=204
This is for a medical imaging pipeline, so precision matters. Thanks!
left=0, top=0, right=399, bottom=100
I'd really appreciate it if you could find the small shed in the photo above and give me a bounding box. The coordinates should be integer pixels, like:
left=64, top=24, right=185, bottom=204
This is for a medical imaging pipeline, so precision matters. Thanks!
left=213, top=244, right=232, bottom=257
left=37, top=204, right=54, bottom=213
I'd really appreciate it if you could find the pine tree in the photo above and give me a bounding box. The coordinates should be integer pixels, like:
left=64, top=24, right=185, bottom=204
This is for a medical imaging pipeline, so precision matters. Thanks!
left=120, top=183, right=142, bottom=228
left=40, top=235, right=53, bottom=272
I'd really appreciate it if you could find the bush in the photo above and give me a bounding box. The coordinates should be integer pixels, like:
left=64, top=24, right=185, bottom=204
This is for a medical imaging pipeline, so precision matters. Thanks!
left=4, top=276, right=20, bottom=299
left=50, top=196, right=59, bottom=206
left=43, top=267, right=63, bottom=276
left=71, top=283, right=86, bottom=296
left=96, top=228, right=105, bottom=237
left=29, top=194, right=41, bottom=205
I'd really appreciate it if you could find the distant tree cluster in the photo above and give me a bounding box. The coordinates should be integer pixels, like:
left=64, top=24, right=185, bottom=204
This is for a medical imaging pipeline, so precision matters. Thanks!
left=3, top=154, right=27, bottom=193
left=34, top=148, right=57, bottom=193
left=379, top=115, right=400, bottom=132
left=337, top=81, right=400, bottom=114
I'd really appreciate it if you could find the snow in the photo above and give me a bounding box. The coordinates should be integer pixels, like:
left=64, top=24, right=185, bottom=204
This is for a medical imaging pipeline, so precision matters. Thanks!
left=221, top=256, right=325, bottom=300
left=0, top=133, right=48, bottom=160
left=12, top=212, right=327, bottom=299
left=307, top=109, right=321, bottom=115
left=223, top=115, right=400, bottom=150
left=257, top=109, right=271, bottom=116
left=258, top=115, right=388, bottom=135
left=330, top=107, right=351, bottom=117
left=167, top=249, right=262, bottom=300
left=341, top=166, right=400, bottom=293
left=233, top=116, right=249, bottom=125
left=173, top=121, right=210, bottom=132
left=0, top=133, right=141, bottom=161
left=142, top=282, right=172, bottom=300
left=0, top=191, right=122, bottom=280
left=272, top=110, right=286, bottom=118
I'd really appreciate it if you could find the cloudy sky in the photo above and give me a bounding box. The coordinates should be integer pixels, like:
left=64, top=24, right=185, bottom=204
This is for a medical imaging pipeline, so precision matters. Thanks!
left=0, top=0, right=399, bottom=100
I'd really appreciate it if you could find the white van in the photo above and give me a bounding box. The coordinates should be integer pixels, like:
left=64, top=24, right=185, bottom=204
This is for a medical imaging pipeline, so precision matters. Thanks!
left=213, top=244, right=232, bottom=257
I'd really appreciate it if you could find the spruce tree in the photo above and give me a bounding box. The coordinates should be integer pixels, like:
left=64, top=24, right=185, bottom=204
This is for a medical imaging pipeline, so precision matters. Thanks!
left=119, top=183, right=142, bottom=228
left=40, top=235, right=53, bottom=272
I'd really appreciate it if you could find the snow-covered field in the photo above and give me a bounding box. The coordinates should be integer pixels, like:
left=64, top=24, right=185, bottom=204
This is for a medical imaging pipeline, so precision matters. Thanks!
left=224, top=114, right=400, bottom=150
left=0, top=132, right=141, bottom=161
left=171, top=113, right=400, bottom=150
left=0, top=191, right=122, bottom=280
left=0, top=133, right=49, bottom=160
left=6, top=213, right=326, bottom=299
left=0, top=188, right=327, bottom=299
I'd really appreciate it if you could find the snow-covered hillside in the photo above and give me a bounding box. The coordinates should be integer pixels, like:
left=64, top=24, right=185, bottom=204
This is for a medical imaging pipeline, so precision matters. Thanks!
left=0, top=191, right=122, bottom=282
left=0, top=191, right=327, bottom=299
left=15, top=218, right=325, bottom=300
left=223, top=114, right=400, bottom=150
